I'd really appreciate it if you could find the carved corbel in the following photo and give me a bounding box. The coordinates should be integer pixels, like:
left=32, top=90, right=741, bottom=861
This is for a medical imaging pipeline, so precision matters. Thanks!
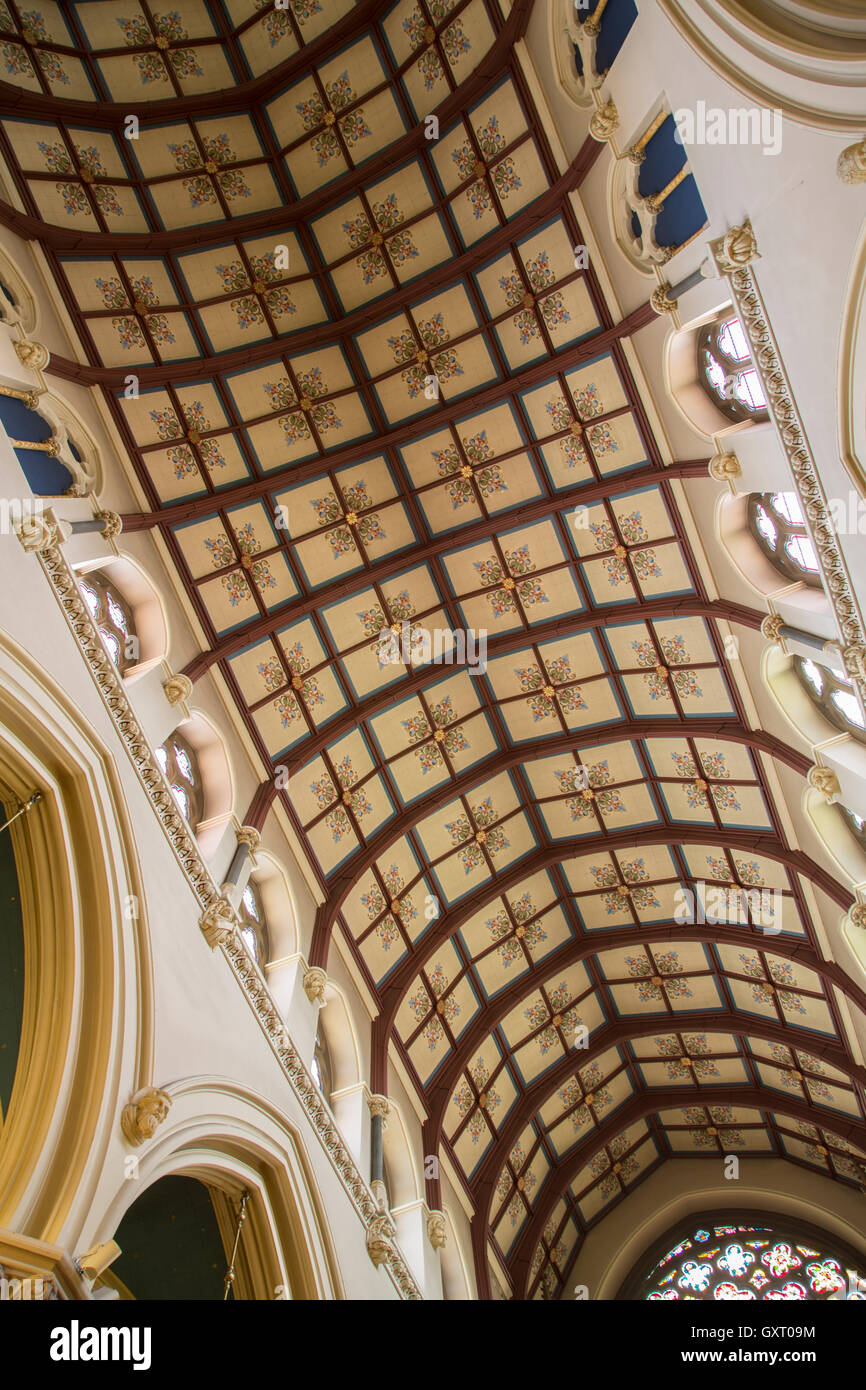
left=303, top=966, right=328, bottom=1005
left=121, top=1086, right=171, bottom=1146
left=426, top=1212, right=447, bottom=1250
left=708, top=453, right=742, bottom=483
left=163, top=673, right=193, bottom=706
left=200, top=895, right=237, bottom=949
left=589, top=99, right=619, bottom=143
left=366, top=1213, right=395, bottom=1269
left=807, top=764, right=840, bottom=801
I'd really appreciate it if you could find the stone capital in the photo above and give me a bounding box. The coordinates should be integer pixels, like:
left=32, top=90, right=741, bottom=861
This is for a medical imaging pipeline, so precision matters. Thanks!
left=708, top=453, right=742, bottom=483
left=650, top=284, right=677, bottom=315
left=589, top=99, right=619, bottom=143
left=121, top=1086, right=171, bottom=1146
left=236, top=825, right=261, bottom=860
left=96, top=509, right=123, bottom=541
left=200, top=895, right=237, bottom=950
left=761, top=614, right=784, bottom=641
left=807, top=764, right=841, bottom=801
left=163, top=673, right=193, bottom=706
left=426, top=1211, right=447, bottom=1250
left=713, top=219, right=760, bottom=274
left=303, top=966, right=328, bottom=1005
left=368, top=1093, right=390, bottom=1125
left=847, top=902, right=866, bottom=930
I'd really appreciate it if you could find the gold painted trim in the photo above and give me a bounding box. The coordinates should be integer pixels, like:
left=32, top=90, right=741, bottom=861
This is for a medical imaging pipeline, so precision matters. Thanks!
left=24, top=528, right=423, bottom=1299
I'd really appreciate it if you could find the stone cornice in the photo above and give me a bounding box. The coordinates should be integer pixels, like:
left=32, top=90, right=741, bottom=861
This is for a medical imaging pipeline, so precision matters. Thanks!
left=711, top=223, right=866, bottom=702
left=22, top=519, right=422, bottom=1300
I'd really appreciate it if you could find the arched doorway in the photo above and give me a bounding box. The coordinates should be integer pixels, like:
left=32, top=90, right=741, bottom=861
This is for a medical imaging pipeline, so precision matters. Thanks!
left=105, top=1175, right=231, bottom=1301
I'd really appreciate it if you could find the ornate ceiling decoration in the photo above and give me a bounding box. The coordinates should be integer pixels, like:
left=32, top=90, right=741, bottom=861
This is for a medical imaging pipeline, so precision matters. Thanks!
left=3, top=0, right=864, bottom=1299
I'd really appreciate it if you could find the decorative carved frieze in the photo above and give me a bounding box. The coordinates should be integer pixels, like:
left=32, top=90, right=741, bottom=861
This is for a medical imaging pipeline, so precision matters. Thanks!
left=711, top=222, right=866, bottom=714
left=28, top=536, right=423, bottom=1300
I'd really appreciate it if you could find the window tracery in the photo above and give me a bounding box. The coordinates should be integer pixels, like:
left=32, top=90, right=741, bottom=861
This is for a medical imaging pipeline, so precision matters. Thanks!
left=79, top=569, right=138, bottom=674
left=311, top=1030, right=333, bottom=1101
left=698, top=314, right=769, bottom=423
left=748, top=491, right=821, bottom=587
left=239, top=878, right=269, bottom=965
left=795, top=657, right=866, bottom=745
left=155, top=730, right=204, bottom=827
left=642, top=1221, right=866, bottom=1300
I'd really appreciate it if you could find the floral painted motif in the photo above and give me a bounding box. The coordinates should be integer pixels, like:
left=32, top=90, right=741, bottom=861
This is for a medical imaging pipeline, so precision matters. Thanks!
left=343, top=212, right=373, bottom=250
left=182, top=175, right=217, bottom=208
left=514, top=309, right=539, bottom=346
left=617, top=510, right=649, bottom=545
left=263, top=378, right=297, bottom=411
left=220, top=572, right=250, bottom=608
left=169, top=48, right=203, bottom=79
left=94, top=276, right=129, bottom=310
left=57, top=182, right=92, bottom=217
left=402, top=7, right=426, bottom=49
left=167, top=140, right=201, bottom=172
left=133, top=52, right=169, bottom=84
left=466, top=179, right=493, bottom=220
left=545, top=399, right=572, bottom=431
left=632, top=548, right=662, bottom=580
left=540, top=293, right=570, bottom=330
left=442, top=18, right=470, bottom=63
left=586, top=422, right=620, bottom=456
left=340, top=110, right=371, bottom=148
left=112, top=316, right=145, bottom=350
left=218, top=170, right=251, bottom=201
left=386, top=229, right=419, bottom=266
left=573, top=382, right=603, bottom=420
left=417, top=48, right=443, bottom=91
left=311, top=129, right=341, bottom=167
left=117, top=15, right=151, bottom=44
left=673, top=670, right=703, bottom=700
left=215, top=261, right=250, bottom=294
left=492, top=158, right=522, bottom=199
left=37, top=50, right=70, bottom=85
left=167, top=445, right=197, bottom=480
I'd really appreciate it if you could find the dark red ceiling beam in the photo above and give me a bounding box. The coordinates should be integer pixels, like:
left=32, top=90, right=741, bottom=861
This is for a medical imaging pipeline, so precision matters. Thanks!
left=110, top=300, right=655, bottom=543
left=184, top=594, right=761, bottom=693
left=45, top=146, right=602, bottom=389
left=502, top=1088, right=866, bottom=1298
left=0, top=0, right=536, bottom=254
left=313, top=822, right=845, bottom=971
left=266, top=644, right=772, bottom=775
left=387, top=926, right=866, bottom=1112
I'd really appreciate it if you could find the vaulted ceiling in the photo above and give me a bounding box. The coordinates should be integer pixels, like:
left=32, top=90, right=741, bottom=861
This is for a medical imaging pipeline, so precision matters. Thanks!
left=3, top=0, right=865, bottom=1300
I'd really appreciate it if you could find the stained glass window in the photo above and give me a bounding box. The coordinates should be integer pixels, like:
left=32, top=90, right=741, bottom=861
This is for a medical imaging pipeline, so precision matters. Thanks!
left=749, top=493, right=821, bottom=588
left=239, top=878, right=268, bottom=965
left=795, top=657, right=866, bottom=745
left=698, top=314, right=769, bottom=424
left=77, top=568, right=138, bottom=673
left=154, top=732, right=204, bottom=827
left=642, top=1221, right=866, bottom=1300
left=311, top=1031, right=333, bottom=1100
